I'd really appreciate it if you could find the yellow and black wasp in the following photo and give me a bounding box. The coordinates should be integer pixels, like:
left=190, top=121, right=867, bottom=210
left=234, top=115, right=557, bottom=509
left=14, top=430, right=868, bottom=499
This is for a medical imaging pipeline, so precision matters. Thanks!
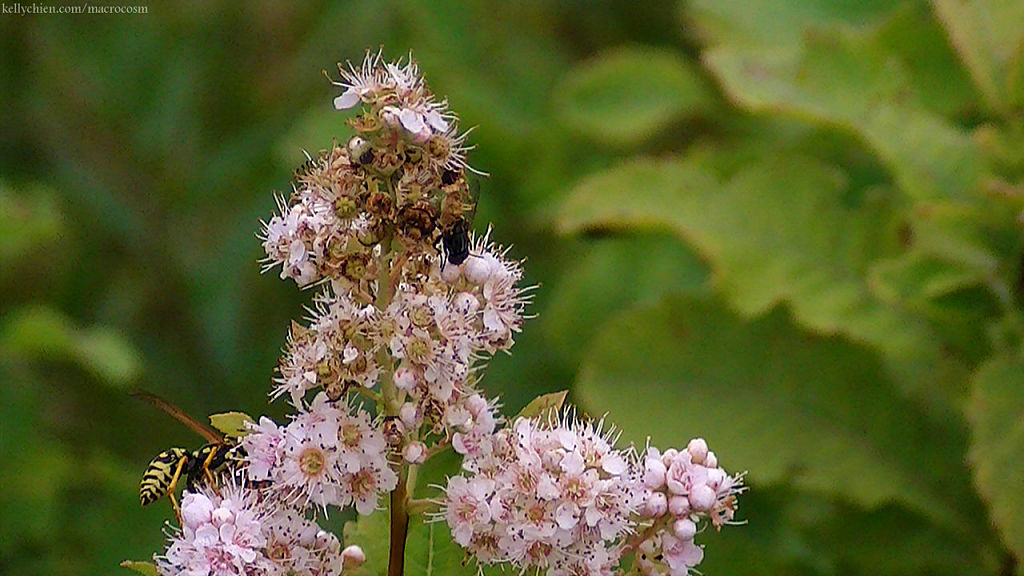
left=135, top=391, right=246, bottom=519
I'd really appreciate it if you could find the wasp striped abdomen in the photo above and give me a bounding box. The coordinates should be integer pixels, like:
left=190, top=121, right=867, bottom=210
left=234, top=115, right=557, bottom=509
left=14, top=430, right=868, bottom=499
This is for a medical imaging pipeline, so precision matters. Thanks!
left=140, top=447, right=189, bottom=506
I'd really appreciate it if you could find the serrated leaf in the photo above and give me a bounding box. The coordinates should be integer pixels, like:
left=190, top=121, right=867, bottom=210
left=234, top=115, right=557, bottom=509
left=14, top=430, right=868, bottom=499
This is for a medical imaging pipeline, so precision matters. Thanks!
left=554, top=46, right=715, bottom=147
left=704, top=26, right=982, bottom=202
left=688, top=0, right=895, bottom=50
left=344, top=507, right=479, bottom=576
left=576, top=295, right=974, bottom=530
left=872, top=3, right=979, bottom=118
left=556, top=154, right=966, bottom=407
left=969, top=355, right=1024, bottom=563
left=931, top=0, right=1024, bottom=115
left=209, top=411, right=255, bottom=438
left=513, top=390, right=568, bottom=422
left=869, top=250, right=984, bottom=304
left=120, top=560, right=158, bottom=576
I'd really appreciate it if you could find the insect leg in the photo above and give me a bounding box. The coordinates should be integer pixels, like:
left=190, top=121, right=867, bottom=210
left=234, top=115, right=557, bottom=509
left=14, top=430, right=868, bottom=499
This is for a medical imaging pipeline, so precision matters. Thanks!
left=166, top=453, right=189, bottom=524
left=202, top=445, right=223, bottom=497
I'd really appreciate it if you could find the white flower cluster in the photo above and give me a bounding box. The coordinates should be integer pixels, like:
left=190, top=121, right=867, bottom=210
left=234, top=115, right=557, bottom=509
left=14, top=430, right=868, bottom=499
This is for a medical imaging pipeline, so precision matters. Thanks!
left=156, top=482, right=363, bottom=576
left=442, top=418, right=743, bottom=576
left=241, top=393, right=398, bottom=514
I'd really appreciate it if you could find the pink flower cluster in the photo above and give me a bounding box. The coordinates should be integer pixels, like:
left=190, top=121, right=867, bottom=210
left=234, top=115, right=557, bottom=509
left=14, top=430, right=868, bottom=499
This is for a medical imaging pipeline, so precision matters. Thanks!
left=241, top=393, right=398, bottom=515
left=156, top=481, right=360, bottom=576
left=442, top=418, right=743, bottom=576
left=442, top=416, right=636, bottom=576
left=271, top=231, right=528, bottom=440
left=633, top=439, right=743, bottom=576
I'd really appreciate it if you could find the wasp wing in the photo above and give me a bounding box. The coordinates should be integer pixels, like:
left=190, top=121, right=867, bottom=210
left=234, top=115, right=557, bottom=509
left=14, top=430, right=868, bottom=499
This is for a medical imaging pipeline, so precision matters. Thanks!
left=131, top=390, right=223, bottom=444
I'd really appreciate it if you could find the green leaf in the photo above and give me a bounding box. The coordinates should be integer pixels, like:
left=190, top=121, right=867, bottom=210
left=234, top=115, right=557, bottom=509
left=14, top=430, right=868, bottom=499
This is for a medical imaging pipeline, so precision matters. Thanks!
left=0, top=306, right=142, bottom=387
left=554, top=46, right=715, bottom=147
left=513, top=390, right=568, bottom=422
left=969, top=355, right=1024, bottom=564
left=931, top=0, right=1024, bottom=116
left=209, top=411, right=255, bottom=438
left=542, top=234, right=707, bottom=362
left=872, top=3, right=979, bottom=119
left=74, top=326, right=143, bottom=388
left=869, top=250, right=985, bottom=304
left=576, top=295, right=974, bottom=530
left=344, top=508, right=479, bottom=576
left=556, top=153, right=967, bottom=407
left=704, top=26, right=982, bottom=202
left=688, top=0, right=895, bottom=50
left=119, top=560, right=158, bottom=576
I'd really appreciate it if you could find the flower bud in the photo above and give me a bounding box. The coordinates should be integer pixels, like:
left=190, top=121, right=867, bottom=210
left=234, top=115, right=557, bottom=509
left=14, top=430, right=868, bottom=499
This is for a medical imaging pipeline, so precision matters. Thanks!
left=644, top=456, right=667, bottom=489
left=669, top=495, right=691, bottom=517
left=705, top=450, right=718, bottom=468
left=179, top=492, right=214, bottom=528
left=394, top=366, right=416, bottom=391
left=440, top=261, right=462, bottom=283
left=403, top=441, right=427, bottom=464
left=399, top=402, right=422, bottom=429
left=687, top=438, right=709, bottom=464
left=341, top=545, right=366, bottom=570
left=463, top=255, right=491, bottom=285
left=688, top=483, right=717, bottom=512
left=643, top=491, right=668, bottom=518
left=673, top=518, right=698, bottom=541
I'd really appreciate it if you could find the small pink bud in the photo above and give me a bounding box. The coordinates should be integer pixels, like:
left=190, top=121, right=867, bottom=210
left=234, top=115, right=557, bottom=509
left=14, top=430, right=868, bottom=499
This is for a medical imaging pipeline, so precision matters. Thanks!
left=440, top=261, right=462, bottom=283
left=644, top=492, right=668, bottom=517
left=644, top=458, right=667, bottom=489
left=394, top=366, right=416, bottom=391
left=689, top=483, right=716, bottom=512
left=465, top=393, right=489, bottom=415
left=669, top=495, right=690, bottom=517
left=463, top=256, right=491, bottom=285
left=403, top=441, right=427, bottom=464
left=673, top=518, right=697, bottom=541
left=341, top=545, right=366, bottom=570
left=687, top=438, right=709, bottom=464
left=705, top=451, right=718, bottom=468
left=399, top=402, right=421, bottom=429
left=707, top=467, right=726, bottom=488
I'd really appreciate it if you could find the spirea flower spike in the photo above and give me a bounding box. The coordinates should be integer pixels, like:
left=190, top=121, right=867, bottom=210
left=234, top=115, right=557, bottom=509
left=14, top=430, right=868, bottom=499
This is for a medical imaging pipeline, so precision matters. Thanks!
left=139, top=51, right=742, bottom=576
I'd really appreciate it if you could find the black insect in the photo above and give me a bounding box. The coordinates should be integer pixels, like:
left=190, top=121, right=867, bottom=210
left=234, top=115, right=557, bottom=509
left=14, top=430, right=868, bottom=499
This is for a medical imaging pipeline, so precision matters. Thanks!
left=441, top=167, right=460, bottom=187
left=441, top=217, right=471, bottom=266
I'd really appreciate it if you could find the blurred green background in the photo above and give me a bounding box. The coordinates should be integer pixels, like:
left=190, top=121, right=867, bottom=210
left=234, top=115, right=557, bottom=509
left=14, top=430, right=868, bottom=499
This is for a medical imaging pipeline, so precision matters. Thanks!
left=3, top=1, right=1024, bottom=575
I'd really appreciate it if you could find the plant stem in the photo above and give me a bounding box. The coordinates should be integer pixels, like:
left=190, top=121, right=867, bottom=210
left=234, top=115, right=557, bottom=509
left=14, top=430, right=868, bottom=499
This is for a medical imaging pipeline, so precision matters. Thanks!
left=388, top=464, right=410, bottom=576
left=374, top=226, right=411, bottom=576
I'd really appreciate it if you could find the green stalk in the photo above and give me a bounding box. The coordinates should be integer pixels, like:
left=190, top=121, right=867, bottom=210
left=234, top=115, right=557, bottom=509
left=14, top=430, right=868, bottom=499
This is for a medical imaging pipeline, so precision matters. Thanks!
left=373, top=225, right=411, bottom=576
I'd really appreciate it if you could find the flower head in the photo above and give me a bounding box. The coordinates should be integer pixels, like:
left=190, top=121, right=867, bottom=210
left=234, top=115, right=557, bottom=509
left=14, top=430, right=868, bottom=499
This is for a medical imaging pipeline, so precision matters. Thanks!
left=156, top=482, right=270, bottom=576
